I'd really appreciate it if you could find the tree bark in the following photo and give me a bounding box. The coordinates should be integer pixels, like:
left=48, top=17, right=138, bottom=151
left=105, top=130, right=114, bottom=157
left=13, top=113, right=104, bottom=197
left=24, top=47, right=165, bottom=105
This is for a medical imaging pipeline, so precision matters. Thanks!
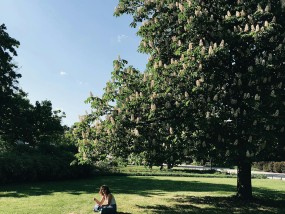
left=236, top=159, right=252, bottom=200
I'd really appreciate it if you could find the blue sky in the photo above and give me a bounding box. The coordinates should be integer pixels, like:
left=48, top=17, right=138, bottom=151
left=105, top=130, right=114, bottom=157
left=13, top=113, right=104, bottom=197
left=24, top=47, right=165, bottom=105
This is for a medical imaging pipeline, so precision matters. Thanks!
left=0, top=0, right=147, bottom=126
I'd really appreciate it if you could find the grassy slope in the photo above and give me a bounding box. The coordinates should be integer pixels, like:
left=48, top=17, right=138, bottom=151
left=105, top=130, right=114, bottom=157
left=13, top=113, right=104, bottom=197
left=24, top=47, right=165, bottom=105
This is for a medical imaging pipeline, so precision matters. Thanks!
left=0, top=175, right=284, bottom=214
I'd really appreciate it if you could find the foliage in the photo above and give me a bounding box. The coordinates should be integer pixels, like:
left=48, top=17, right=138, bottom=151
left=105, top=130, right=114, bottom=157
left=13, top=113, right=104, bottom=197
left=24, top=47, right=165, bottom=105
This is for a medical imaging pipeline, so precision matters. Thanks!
left=0, top=24, right=65, bottom=148
left=0, top=23, right=21, bottom=141
left=0, top=144, right=92, bottom=183
left=253, top=161, right=285, bottom=173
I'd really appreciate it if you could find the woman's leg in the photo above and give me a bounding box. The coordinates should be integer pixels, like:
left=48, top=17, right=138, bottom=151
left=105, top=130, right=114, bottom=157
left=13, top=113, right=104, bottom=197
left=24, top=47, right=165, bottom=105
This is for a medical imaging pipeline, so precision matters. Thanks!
left=100, top=205, right=116, bottom=214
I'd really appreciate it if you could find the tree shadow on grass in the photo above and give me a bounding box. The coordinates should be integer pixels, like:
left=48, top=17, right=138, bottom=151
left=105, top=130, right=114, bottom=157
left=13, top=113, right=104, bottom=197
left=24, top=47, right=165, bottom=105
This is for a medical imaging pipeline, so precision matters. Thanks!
left=138, top=195, right=285, bottom=214
left=0, top=175, right=284, bottom=209
left=0, top=176, right=236, bottom=198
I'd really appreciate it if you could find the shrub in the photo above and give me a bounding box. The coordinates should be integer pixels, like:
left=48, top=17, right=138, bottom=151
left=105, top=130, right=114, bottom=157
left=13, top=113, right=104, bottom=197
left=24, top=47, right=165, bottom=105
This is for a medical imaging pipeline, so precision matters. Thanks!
left=263, top=162, right=274, bottom=172
left=253, top=161, right=285, bottom=173
left=280, top=161, right=285, bottom=173
left=0, top=149, right=92, bottom=183
left=252, top=162, right=264, bottom=171
left=273, top=162, right=282, bottom=173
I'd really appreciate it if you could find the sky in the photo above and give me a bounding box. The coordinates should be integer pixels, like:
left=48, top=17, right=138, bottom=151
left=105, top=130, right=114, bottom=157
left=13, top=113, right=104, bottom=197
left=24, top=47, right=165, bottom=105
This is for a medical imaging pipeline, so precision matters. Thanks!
left=0, top=0, right=148, bottom=127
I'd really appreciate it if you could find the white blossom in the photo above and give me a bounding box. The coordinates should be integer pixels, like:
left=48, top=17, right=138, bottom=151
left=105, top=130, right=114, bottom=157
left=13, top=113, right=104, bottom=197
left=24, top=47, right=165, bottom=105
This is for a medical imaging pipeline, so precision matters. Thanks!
left=134, top=128, right=139, bottom=136
left=244, top=24, right=249, bottom=32
left=255, top=24, right=260, bottom=32
left=151, top=79, right=155, bottom=88
left=175, top=101, right=180, bottom=107
left=151, top=103, right=156, bottom=111
left=273, top=110, right=279, bottom=117
left=236, top=11, right=240, bottom=17
left=246, top=150, right=251, bottom=157
left=110, top=116, right=115, bottom=125
left=268, top=53, right=273, bottom=61
left=264, top=20, right=269, bottom=27
left=254, top=94, right=260, bottom=101
left=272, top=16, right=276, bottom=23
left=261, top=59, right=266, bottom=65
left=206, top=111, right=210, bottom=119
left=282, top=0, right=285, bottom=8
left=198, top=64, right=203, bottom=70
left=257, top=4, right=263, bottom=13
left=220, top=40, right=225, bottom=48
left=196, top=80, right=201, bottom=87
left=200, top=46, right=206, bottom=55
left=227, top=10, right=231, bottom=17
left=208, top=46, right=214, bottom=55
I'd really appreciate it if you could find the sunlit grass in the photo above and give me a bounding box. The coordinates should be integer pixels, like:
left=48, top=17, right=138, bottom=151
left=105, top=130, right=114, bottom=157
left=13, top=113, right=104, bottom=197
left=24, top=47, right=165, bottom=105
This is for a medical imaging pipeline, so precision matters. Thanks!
left=0, top=176, right=284, bottom=214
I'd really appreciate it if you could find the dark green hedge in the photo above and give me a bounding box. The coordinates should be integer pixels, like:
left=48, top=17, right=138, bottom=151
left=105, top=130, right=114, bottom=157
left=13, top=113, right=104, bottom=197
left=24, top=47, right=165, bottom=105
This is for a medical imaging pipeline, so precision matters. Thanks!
left=253, top=161, right=285, bottom=173
left=0, top=150, right=92, bottom=183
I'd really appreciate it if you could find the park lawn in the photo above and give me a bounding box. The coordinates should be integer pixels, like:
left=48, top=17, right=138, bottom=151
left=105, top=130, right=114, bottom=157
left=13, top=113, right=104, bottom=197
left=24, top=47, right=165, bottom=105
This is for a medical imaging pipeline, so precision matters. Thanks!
left=0, top=176, right=284, bottom=214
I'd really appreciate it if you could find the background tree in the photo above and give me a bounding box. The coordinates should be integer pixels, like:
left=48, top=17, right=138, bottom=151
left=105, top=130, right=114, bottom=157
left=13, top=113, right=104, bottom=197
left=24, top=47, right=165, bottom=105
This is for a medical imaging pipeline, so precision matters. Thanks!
left=0, top=24, right=91, bottom=183
left=0, top=23, right=21, bottom=145
left=0, top=24, right=65, bottom=148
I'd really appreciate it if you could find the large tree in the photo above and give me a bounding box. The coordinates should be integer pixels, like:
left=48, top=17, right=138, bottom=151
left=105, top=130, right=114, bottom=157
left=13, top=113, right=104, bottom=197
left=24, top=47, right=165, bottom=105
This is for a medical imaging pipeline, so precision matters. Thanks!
left=76, top=0, right=285, bottom=200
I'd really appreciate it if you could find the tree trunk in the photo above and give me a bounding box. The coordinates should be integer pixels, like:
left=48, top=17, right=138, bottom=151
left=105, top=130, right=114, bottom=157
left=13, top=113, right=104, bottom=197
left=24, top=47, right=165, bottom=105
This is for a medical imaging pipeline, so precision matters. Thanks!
left=236, top=159, right=252, bottom=200
left=167, top=163, right=173, bottom=169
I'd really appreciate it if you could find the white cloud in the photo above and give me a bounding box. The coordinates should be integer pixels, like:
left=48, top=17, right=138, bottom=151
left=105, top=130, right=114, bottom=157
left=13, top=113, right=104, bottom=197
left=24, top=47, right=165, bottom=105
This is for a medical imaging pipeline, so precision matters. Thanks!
left=60, top=71, right=67, bottom=76
left=117, top=34, right=128, bottom=43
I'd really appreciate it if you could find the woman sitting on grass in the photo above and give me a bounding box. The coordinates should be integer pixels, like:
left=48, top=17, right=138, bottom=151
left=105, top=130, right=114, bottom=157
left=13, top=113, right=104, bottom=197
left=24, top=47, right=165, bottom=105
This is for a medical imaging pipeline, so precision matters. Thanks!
left=93, top=185, right=117, bottom=214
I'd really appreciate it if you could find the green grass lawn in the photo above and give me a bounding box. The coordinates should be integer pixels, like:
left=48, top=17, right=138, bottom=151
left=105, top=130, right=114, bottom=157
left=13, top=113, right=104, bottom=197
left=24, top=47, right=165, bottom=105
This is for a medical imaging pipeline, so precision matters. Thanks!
left=0, top=175, right=284, bottom=214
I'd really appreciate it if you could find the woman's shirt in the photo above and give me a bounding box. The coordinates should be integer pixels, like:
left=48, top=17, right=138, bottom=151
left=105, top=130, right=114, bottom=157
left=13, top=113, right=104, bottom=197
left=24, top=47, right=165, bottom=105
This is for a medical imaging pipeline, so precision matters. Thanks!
left=109, top=194, right=116, bottom=205
left=103, top=194, right=116, bottom=205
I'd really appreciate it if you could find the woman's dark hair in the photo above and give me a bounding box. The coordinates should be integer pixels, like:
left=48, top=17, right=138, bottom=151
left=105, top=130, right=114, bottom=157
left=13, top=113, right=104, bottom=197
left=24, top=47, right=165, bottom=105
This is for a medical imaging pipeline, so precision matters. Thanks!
left=100, top=185, right=111, bottom=195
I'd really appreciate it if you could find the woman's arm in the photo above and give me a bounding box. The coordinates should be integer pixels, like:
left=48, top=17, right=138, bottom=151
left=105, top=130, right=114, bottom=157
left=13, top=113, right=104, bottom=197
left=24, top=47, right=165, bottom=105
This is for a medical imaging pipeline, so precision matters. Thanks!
left=94, top=196, right=104, bottom=205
